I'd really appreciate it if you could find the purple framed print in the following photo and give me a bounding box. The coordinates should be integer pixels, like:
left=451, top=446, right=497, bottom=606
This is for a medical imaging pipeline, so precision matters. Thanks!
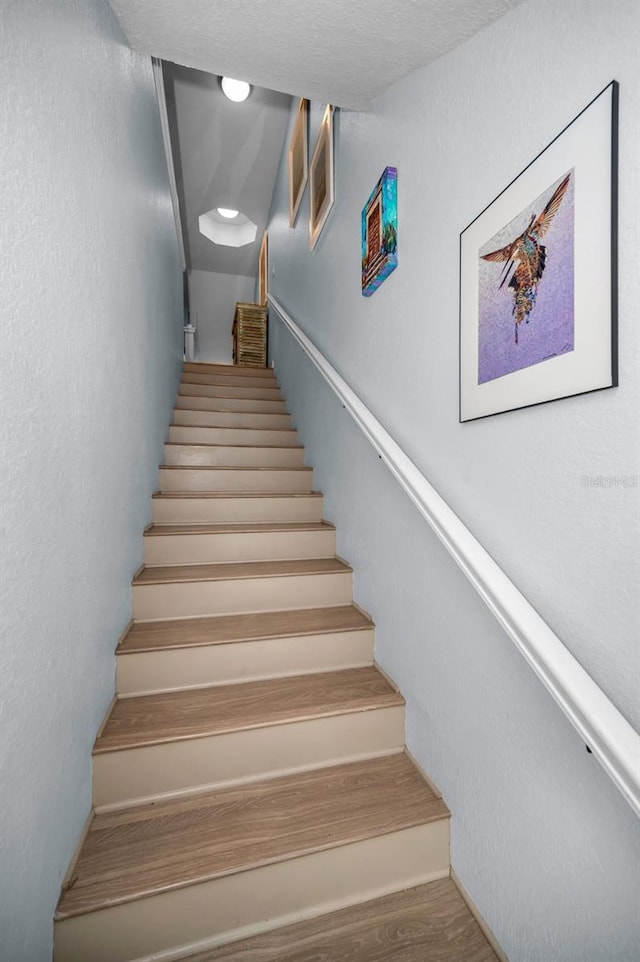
left=362, top=166, right=398, bottom=296
left=460, top=81, right=618, bottom=422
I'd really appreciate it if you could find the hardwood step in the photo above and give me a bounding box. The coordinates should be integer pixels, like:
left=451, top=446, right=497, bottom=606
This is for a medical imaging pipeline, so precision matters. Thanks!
left=99, top=665, right=400, bottom=752
left=172, top=409, right=292, bottom=429
left=158, top=465, right=313, bottom=494
left=116, top=605, right=375, bottom=696
left=169, top=425, right=299, bottom=446
left=179, top=382, right=283, bottom=401
left=182, top=373, right=279, bottom=389
left=176, top=395, right=286, bottom=414
left=131, top=557, right=353, bottom=620
left=174, top=878, right=499, bottom=962
left=163, top=442, right=305, bottom=468
left=55, top=755, right=450, bottom=962
left=184, top=361, right=275, bottom=379
left=143, top=521, right=336, bottom=566
left=151, top=491, right=324, bottom=525
left=93, top=666, right=404, bottom=805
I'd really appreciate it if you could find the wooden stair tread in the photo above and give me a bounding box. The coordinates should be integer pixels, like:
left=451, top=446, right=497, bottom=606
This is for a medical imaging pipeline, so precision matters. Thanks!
left=177, top=878, right=498, bottom=962
left=179, top=384, right=282, bottom=394
left=152, top=491, right=323, bottom=500
left=159, top=465, right=312, bottom=472
left=95, top=666, right=400, bottom=752
left=174, top=389, right=288, bottom=406
left=119, top=605, right=373, bottom=654
left=184, top=362, right=274, bottom=378
left=133, top=557, right=351, bottom=586
left=171, top=424, right=295, bottom=434
left=144, top=521, right=335, bottom=537
left=56, top=753, right=448, bottom=920
left=165, top=441, right=303, bottom=450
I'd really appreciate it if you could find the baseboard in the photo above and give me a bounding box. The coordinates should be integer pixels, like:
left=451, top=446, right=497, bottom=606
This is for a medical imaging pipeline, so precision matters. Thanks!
left=402, top=746, right=444, bottom=800
left=451, top=867, right=509, bottom=962
left=60, top=809, right=93, bottom=892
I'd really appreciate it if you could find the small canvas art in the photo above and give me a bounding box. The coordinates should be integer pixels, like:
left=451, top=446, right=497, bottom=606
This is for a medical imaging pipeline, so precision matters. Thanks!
left=478, top=169, right=575, bottom=384
left=362, top=166, right=397, bottom=296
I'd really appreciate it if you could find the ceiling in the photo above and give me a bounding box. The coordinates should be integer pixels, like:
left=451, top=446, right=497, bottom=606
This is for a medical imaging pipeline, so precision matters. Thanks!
left=163, top=63, right=291, bottom=276
left=110, top=0, right=522, bottom=279
left=111, top=0, right=522, bottom=111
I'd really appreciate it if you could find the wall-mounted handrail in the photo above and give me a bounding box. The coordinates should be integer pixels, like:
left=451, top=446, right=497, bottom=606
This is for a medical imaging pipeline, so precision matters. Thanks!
left=268, top=292, right=640, bottom=818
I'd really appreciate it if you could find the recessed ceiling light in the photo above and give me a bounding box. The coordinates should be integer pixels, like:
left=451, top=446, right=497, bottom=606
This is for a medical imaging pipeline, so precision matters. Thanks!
left=217, top=207, right=239, bottom=219
left=221, top=77, right=251, bottom=103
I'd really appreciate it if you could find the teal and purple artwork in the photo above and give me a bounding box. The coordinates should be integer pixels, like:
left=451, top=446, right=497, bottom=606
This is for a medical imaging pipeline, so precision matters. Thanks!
left=362, top=166, right=397, bottom=296
left=478, top=169, right=575, bottom=384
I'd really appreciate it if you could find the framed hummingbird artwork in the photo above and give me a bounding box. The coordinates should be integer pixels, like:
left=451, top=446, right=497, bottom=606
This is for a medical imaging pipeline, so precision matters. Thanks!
left=459, top=81, right=618, bottom=422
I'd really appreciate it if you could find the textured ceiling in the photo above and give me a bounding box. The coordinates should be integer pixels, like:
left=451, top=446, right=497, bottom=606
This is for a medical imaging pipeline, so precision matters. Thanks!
left=110, top=0, right=522, bottom=110
left=164, top=63, right=291, bottom=276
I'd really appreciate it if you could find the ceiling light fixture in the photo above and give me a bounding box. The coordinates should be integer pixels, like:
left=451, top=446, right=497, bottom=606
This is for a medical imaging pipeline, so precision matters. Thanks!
left=221, top=77, right=251, bottom=103
left=217, top=207, right=239, bottom=219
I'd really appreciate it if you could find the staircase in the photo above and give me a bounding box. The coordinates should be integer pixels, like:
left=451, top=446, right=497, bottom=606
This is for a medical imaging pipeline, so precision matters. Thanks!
left=54, top=362, right=500, bottom=962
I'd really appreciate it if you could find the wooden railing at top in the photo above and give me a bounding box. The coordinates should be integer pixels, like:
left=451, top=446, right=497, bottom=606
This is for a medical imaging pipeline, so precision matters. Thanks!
left=268, top=292, right=640, bottom=819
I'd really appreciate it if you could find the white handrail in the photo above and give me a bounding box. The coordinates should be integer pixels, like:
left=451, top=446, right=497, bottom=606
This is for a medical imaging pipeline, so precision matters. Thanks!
left=268, top=293, right=640, bottom=818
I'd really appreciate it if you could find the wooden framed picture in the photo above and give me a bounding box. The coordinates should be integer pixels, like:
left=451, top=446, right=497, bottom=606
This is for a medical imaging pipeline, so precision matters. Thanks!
left=288, top=98, right=308, bottom=228
left=309, top=105, right=335, bottom=251
left=258, top=231, right=268, bottom=306
left=362, top=166, right=398, bottom=296
left=460, top=81, right=618, bottom=422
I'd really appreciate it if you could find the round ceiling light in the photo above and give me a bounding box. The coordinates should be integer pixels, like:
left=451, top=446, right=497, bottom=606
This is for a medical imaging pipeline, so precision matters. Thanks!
left=217, top=207, right=239, bottom=219
left=221, top=77, right=251, bottom=103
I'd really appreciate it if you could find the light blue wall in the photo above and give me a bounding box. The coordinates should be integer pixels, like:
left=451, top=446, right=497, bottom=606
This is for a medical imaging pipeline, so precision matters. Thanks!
left=0, top=1, right=183, bottom=958
left=266, top=2, right=640, bottom=959
left=189, top=269, right=255, bottom=363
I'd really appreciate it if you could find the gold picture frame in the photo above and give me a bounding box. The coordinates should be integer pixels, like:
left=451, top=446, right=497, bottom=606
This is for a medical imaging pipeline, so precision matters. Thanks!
left=258, top=231, right=268, bottom=306
left=288, top=98, right=308, bottom=227
left=309, top=105, right=335, bottom=251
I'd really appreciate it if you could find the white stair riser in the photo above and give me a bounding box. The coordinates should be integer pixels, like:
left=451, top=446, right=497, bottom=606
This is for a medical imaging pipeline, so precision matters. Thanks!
left=116, top=628, right=374, bottom=696
left=163, top=444, right=305, bottom=468
left=54, top=823, right=449, bottom=962
left=172, top=409, right=292, bottom=429
left=179, top=382, right=283, bottom=401
left=182, top=373, right=277, bottom=389
left=93, top=707, right=403, bottom=808
left=176, top=395, right=286, bottom=414
left=169, top=425, right=299, bottom=446
left=151, top=495, right=324, bottom=525
left=158, top=467, right=313, bottom=494
left=132, top=571, right=352, bottom=620
left=143, top=528, right=336, bottom=566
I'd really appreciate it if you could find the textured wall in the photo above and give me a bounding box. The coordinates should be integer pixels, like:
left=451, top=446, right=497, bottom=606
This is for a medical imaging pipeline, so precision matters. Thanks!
left=188, top=269, right=255, bottom=363
left=0, top=1, right=183, bottom=959
left=267, top=1, right=640, bottom=960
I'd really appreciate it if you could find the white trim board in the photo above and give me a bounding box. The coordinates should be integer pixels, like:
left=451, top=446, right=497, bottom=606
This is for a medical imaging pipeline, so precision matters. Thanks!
left=152, top=58, right=186, bottom=271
